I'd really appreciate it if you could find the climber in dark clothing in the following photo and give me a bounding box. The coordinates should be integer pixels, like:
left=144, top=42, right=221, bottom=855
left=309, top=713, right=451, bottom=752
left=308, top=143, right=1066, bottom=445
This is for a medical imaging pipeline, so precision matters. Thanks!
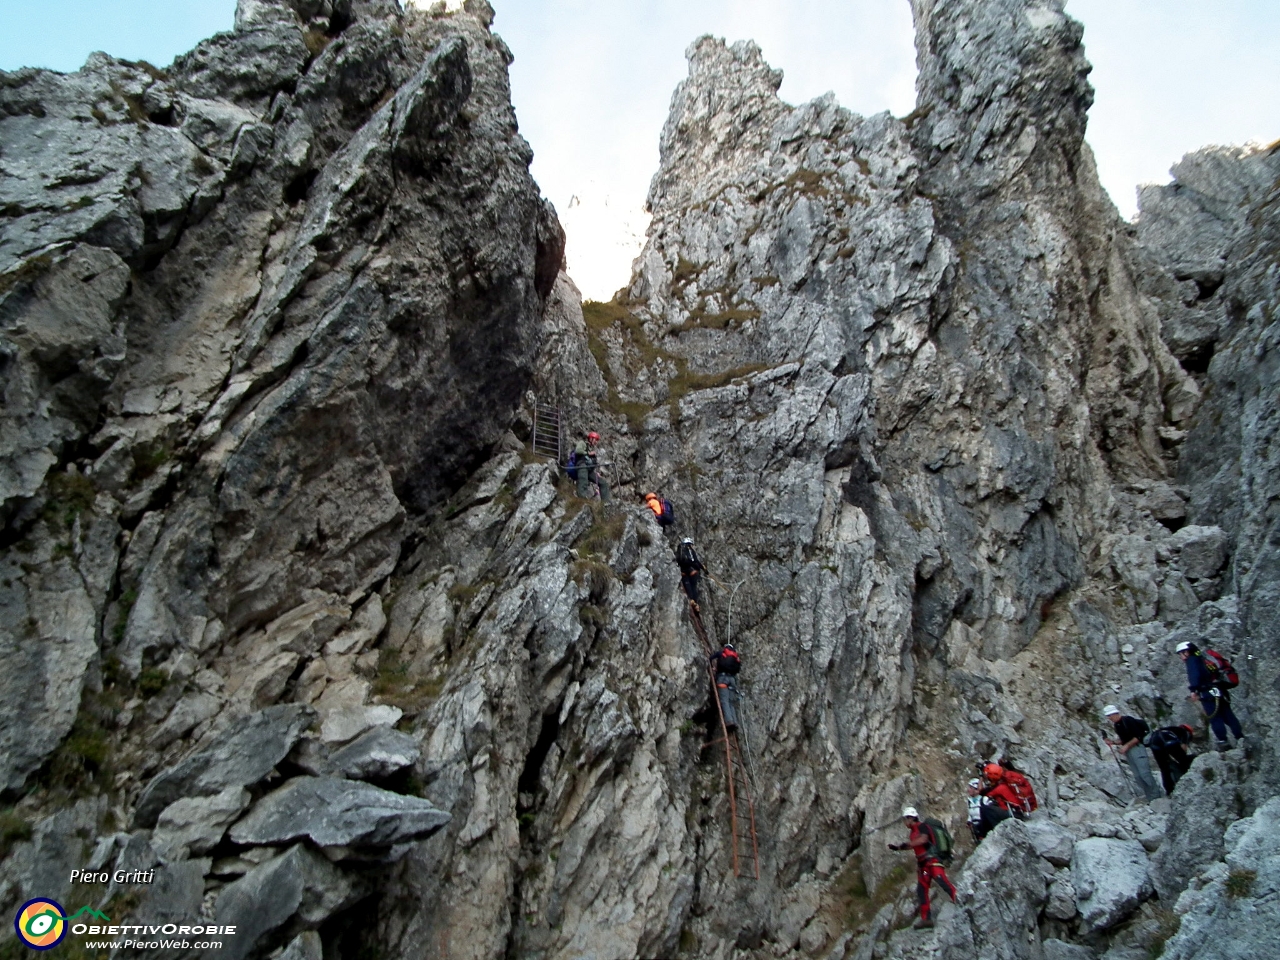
left=888, top=807, right=957, bottom=929
left=1148, top=724, right=1195, bottom=794
left=675, top=537, right=703, bottom=610
left=965, top=778, right=1010, bottom=843
left=1177, top=641, right=1244, bottom=750
left=709, top=643, right=741, bottom=731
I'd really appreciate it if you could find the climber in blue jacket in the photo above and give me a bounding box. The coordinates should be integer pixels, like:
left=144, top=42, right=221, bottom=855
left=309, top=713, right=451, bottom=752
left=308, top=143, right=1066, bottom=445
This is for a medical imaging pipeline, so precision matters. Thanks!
left=1176, top=640, right=1244, bottom=751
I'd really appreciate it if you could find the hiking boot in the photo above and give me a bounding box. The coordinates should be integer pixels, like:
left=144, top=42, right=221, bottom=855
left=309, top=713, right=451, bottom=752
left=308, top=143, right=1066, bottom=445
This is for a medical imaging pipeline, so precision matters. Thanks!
left=1214, top=740, right=1230, bottom=753
left=912, top=917, right=934, bottom=929
left=690, top=601, right=700, bottom=613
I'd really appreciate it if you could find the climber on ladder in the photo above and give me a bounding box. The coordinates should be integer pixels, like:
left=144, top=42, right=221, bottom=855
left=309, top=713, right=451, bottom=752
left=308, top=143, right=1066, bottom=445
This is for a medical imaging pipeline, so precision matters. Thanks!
left=709, top=642, right=741, bottom=731
left=675, top=537, right=703, bottom=612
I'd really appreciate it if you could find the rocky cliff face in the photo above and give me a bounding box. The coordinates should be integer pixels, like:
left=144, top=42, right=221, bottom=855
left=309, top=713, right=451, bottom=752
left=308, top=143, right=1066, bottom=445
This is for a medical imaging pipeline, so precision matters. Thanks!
left=2, top=0, right=1277, bottom=959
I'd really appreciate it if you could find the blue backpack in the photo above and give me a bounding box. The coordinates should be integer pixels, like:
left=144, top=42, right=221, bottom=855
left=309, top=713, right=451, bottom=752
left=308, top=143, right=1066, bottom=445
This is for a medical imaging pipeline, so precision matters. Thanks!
left=565, top=451, right=578, bottom=481
left=658, top=498, right=675, bottom=525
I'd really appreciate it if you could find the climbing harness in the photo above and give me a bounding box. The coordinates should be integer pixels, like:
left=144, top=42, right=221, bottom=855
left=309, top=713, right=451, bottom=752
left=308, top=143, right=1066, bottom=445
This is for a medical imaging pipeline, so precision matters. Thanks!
left=690, top=604, right=760, bottom=880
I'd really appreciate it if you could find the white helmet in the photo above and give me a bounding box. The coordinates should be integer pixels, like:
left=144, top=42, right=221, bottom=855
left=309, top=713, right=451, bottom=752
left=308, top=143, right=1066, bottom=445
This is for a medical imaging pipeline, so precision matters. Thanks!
left=901, top=806, right=919, bottom=819
left=1103, top=705, right=1121, bottom=717
left=1175, top=640, right=1194, bottom=653
left=681, top=537, right=693, bottom=545
left=968, top=778, right=981, bottom=789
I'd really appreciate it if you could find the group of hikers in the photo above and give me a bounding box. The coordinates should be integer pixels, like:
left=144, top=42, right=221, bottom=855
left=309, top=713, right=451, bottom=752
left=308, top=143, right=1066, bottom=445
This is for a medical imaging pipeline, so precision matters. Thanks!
left=562, top=427, right=1249, bottom=913
left=1101, top=639, right=1244, bottom=799
left=887, top=639, right=1247, bottom=927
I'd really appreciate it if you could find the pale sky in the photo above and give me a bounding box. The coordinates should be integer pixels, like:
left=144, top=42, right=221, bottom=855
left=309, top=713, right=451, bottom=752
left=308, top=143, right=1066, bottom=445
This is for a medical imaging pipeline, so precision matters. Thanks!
left=2, top=1, right=1277, bottom=300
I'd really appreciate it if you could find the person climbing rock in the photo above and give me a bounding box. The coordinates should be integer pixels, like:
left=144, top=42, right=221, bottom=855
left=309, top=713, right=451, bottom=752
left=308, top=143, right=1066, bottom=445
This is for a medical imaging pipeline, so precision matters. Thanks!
left=980, top=763, right=1036, bottom=818
left=709, top=642, right=741, bottom=731
left=1103, top=706, right=1162, bottom=802
left=1176, top=641, right=1245, bottom=751
left=586, top=431, right=610, bottom=503
left=574, top=431, right=610, bottom=502
left=675, top=537, right=703, bottom=611
left=965, top=777, right=1010, bottom=844
left=1147, top=723, right=1195, bottom=795
left=888, top=807, right=957, bottom=929
left=643, top=492, right=675, bottom=527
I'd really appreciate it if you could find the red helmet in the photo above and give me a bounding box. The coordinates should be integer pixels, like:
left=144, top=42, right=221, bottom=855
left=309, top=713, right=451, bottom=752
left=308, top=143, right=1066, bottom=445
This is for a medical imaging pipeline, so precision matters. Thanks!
left=983, top=763, right=1004, bottom=781
left=587, top=431, right=600, bottom=441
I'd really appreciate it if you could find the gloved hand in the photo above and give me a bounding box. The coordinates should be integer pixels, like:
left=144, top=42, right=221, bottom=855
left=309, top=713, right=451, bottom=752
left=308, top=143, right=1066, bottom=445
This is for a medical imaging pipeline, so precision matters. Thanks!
left=887, top=843, right=902, bottom=851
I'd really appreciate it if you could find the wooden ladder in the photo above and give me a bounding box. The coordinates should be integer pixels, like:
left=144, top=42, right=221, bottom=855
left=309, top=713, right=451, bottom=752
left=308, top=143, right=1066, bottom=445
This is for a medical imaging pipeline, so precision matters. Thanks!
left=531, top=399, right=562, bottom=463
left=692, top=605, right=760, bottom=880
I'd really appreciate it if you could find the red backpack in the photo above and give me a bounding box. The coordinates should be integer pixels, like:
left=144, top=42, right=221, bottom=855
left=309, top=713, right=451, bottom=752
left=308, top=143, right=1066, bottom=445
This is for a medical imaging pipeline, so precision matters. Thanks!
left=1202, top=649, right=1239, bottom=689
left=1003, top=770, right=1038, bottom=813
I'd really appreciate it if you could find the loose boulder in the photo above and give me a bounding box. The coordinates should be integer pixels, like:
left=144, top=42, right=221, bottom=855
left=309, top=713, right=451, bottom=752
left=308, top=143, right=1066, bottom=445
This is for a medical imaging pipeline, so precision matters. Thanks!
left=1167, top=525, right=1229, bottom=580
left=1072, top=837, right=1154, bottom=932
left=1024, top=819, right=1076, bottom=867
left=228, top=776, right=450, bottom=848
left=151, top=786, right=250, bottom=861
left=211, top=844, right=361, bottom=960
left=329, top=725, right=421, bottom=781
left=134, top=704, right=314, bottom=827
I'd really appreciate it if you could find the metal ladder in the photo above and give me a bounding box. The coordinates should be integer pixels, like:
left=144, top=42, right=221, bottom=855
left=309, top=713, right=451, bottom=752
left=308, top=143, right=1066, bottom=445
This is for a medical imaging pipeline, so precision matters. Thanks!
left=691, top=605, right=760, bottom=880
left=531, top=399, right=562, bottom=463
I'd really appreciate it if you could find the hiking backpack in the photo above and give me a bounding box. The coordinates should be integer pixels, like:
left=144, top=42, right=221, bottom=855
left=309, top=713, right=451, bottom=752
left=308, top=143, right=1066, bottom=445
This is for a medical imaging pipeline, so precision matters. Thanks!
left=1003, top=770, right=1038, bottom=813
left=923, top=819, right=954, bottom=864
left=677, top=542, right=699, bottom=568
left=1202, top=649, right=1240, bottom=689
left=1148, top=727, right=1187, bottom=752
left=565, top=451, right=578, bottom=481
left=658, top=498, right=675, bottom=526
left=716, top=647, right=741, bottom=675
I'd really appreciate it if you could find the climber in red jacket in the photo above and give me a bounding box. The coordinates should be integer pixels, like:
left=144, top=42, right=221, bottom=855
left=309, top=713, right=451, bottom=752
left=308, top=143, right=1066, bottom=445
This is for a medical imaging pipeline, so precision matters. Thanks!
left=887, top=807, right=957, bottom=929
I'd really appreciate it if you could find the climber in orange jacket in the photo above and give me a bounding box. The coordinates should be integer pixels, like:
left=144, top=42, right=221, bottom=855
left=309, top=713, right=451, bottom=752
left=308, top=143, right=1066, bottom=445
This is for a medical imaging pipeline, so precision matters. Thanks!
left=643, top=492, right=675, bottom=527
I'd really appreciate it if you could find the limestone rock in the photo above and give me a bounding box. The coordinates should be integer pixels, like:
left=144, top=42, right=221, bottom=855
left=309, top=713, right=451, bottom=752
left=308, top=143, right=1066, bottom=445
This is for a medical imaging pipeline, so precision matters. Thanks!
left=319, top=704, right=402, bottom=744
left=212, top=843, right=361, bottom=960
left=1024, top=819, right=1076, bottom=867
left=278, top=931, right=323, bottom=960
left=228, top=776, right=450, bottom=848
left=1162, top=798, right=1280, bottom=960
left=328, top=725, right=420, bottom=780
left=1043, top=942, right=1096, bottom=960
left=1167, top=525, right=1230, bottom=580
left=136, top=857, right=210, bottom=926
left=1045, top=872, right=1077, bottom=921
left=134, top=704, right=315, bottom=827
left=151, top=786, right=251, bottom=861
left=1151, top=753, right=1247, bottom=901
left=938, top=820, right=1047, bottom=960
left=1072, top=837, right=1154, bottom=932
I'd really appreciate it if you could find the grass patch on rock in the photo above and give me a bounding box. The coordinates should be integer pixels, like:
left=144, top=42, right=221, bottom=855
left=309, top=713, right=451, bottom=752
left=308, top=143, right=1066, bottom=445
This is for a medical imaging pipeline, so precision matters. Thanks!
left=575, top=504, right=625, bottom=560
left=829, top=858, right=910, bottom=935
left=0, top=809, right=32, bottom=859
left=1225, top=868, right=1257, bottom=898
left=371, top=648, right=443, bottom=716
left=42, top=471, right=97, bottom=530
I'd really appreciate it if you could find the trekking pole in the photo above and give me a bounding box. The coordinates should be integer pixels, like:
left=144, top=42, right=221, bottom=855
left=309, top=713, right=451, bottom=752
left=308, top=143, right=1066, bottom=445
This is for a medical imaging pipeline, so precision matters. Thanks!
left=1104, top=737, right=1138, bottom=803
